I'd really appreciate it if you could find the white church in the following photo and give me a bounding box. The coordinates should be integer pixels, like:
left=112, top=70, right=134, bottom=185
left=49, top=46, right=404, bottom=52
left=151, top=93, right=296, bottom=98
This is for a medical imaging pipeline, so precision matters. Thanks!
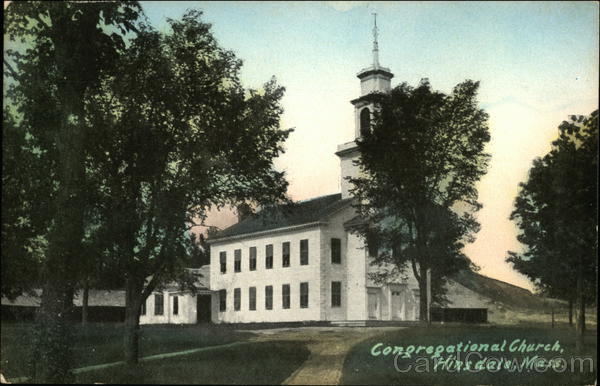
left=206, top=20, right=489, bottom=325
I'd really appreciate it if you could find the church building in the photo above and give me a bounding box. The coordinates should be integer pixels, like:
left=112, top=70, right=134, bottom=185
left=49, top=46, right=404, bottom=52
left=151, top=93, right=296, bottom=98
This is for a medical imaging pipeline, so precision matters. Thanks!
left=207, top=18, right=426, bottom=324
left=206, top=18, right=490, bottom=325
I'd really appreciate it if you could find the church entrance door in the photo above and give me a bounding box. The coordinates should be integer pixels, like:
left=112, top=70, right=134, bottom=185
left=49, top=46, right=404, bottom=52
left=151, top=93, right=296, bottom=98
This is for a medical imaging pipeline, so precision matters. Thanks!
left=390, top=285, right=409, bottom=320
left=367, top=289, right=380, bottom=320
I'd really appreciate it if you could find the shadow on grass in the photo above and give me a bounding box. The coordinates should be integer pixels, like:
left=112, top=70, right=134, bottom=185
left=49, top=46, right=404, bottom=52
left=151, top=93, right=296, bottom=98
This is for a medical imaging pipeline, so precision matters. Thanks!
left=342, top=324, right=597, bottom=385
left=0, top=322, right=255, bottom=380
left=75, top=340, right=310, bottom=384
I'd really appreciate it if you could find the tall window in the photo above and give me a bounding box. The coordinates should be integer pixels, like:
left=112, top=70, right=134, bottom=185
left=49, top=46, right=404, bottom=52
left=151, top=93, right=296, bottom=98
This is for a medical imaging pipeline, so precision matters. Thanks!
left=220, top=251, right=227, bottom=273
left=140, top=300, right=146, bottom=316
left=249, top=287, right=256, bottom=311
left=360, top=107, right=371, bottom=137
left=154, top=294, right=164, bottom=315
left=300, top=239, right=309, bottom=265
left=331, top=238, right=342, bottom=264
left=234, top=288, right=241, bottom=311
left=234, top=249, right=242, bottom=272
left=282, top=284, right=290, bottom=309
left=300, top=282, right=309, bottom=308
left=367, top=232, right=379, bottom=257
left=331, top=281, right=341, bottom=307
left=282, top=242, right=290, bottom=267
left=265, top=285, right=273, bottom=310
left=249, top=247, right=257, bottom=271
left=265, top=244, right=273, bottom=269
left=173, top=296, right=179, bottom=315
left=219, top=289, right=226, bottom=311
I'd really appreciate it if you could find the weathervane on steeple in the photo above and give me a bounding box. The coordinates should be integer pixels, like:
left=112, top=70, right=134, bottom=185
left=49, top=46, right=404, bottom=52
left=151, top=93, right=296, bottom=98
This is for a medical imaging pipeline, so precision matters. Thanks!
left=372, top=12, right=379, bottom=68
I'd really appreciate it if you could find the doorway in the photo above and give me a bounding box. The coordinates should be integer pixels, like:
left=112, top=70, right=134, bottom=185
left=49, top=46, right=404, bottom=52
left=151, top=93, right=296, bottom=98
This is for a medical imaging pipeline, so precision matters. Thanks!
left=196, top=294, right=212, bottom=323
left=390, top=285, right=407, bottom=321
left=367, top=289, right=380, bottom=320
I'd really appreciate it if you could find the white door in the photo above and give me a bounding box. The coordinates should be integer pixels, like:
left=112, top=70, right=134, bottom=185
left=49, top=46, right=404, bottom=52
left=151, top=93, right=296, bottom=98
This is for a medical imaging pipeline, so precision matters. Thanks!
left=368, top=292, right=379, bottom=320
left=391, top=289, right=405, bottom=320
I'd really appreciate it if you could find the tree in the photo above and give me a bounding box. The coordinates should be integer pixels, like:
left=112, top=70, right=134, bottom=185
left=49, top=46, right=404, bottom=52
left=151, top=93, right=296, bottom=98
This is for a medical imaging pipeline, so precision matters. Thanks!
left=83, top=10, right=291, bottom=364
left=350, top=79, right=491, bottom=320
left=508, top=111, right=598, bottom=350
left=1, top=107, right=48, bottom=300
left=4, top=2, right=141, bottom=381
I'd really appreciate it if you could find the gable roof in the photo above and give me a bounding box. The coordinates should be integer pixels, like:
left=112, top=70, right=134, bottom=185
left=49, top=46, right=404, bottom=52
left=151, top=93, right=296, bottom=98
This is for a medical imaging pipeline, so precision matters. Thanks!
left=209, top=193, right=352, bottom=242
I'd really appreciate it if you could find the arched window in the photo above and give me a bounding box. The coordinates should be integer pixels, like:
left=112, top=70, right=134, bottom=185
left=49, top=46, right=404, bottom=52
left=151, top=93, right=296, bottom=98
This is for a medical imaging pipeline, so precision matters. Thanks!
left=360, top=108, right=371, bottom=137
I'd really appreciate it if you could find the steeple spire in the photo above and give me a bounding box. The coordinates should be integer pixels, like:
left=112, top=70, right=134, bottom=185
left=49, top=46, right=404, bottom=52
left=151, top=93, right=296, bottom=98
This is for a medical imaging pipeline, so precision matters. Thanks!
left=372, top=13, right=379, bottom=68
left=355, top=12, right=393, bottom=96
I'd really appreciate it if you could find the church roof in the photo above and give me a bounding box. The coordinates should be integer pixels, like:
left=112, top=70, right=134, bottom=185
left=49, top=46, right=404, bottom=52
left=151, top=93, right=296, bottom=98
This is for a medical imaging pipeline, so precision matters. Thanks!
left=209, top=193, right=352, bottom=242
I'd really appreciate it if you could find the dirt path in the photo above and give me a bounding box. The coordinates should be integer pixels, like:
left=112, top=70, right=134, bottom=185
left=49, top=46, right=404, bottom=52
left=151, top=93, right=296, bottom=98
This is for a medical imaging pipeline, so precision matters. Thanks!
left=248, top=326, right=401, bottom=385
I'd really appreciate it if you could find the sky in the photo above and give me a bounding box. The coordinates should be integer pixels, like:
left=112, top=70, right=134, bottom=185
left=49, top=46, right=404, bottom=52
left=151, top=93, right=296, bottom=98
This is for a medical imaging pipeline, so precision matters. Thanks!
left=6, top=1, right=598, bottom=291
left=139, top=1, right=599, bottom=291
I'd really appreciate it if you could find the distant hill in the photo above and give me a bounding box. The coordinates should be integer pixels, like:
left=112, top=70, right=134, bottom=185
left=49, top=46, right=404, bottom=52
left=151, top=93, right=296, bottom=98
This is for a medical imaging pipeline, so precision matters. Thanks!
left=450, top=270, right=559, bottom=311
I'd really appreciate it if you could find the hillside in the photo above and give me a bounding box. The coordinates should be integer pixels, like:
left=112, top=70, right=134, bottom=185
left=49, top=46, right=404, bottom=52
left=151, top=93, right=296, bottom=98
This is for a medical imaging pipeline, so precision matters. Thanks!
left=450, top=270, right=554, bottom=311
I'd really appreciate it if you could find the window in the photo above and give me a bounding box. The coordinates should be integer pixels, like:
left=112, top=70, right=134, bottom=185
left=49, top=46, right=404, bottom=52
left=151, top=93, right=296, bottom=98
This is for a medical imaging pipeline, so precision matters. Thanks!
left=300, top=282, right=309, bottom=308
left=234, top=288, right=241, bottom=311
left=173, top=296, right=179, bottom=315
left=154, top=294, right=164, bottom=315
left=249, top=247, right=257, bottom=271
left=300, top=239, right=309, bottom=265
left=220, top=251, right=227, bottom=273
left=265, top=244, right=273, bottom=269
left=360, top=107, right=371, bottom=137
left=249, top=287, right=256, bottom=311
left=140, top=300, right=146, bottom=316
left=367, top=231, right=379, bottom=257
left=331, top=281, right=341, bottom=307
left=331, top=238, right=341, bottom=264
left=265, top=285, right=273, bottom=310
left=282, top=242, right=290, bottom=267
left=282, top=284, right=290, bottom=309
left=234, top=249, right=241, bottom=272
left=219, top=289, right=226, bottom=311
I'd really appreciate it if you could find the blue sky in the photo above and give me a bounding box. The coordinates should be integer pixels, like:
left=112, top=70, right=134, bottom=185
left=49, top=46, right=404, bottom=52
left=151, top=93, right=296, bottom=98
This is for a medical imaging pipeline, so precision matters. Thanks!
left=140, top=1, right=598, bottom=290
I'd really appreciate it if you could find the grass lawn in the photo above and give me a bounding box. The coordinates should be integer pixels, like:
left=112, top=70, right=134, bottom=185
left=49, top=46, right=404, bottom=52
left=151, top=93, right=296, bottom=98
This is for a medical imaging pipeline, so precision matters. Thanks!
left=342, top=324, right=597, bottom=385
left=74, top=340, right=310, bottom=384
left=1, top=322, right=255, bottom=380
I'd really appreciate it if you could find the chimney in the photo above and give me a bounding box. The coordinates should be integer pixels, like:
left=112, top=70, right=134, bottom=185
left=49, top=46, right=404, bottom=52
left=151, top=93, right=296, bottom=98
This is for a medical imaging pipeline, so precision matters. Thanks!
left=236, top=203, right=253, bottom=223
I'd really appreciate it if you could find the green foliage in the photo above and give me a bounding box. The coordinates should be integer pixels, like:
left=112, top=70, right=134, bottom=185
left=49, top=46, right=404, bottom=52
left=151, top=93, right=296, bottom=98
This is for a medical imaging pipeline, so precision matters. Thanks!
left=83, top=9, right=290, bottom=299
left=350, top=79, right=490, bottom=309
left=507, top=111, right=598, bottom=303
left=4, top=1, right=143, bottom=381
left=4, top=3, right=290, bottom=367
left=1, top=108, right=49, bottom=299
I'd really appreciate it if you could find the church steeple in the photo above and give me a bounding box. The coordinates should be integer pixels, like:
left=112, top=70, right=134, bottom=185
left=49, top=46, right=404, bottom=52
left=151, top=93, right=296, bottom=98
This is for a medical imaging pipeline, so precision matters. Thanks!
left=336, top=14, right=395, bottom=199
left=355, top=13, right=394, bottom=96
left=372, top=13, right=380, bottom=68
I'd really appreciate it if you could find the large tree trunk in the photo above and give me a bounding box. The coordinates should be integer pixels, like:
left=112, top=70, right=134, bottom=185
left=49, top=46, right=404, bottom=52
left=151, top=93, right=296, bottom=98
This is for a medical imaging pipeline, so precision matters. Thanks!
left=418, top=279, right=428, bottom=322
left=568, top=297, right=573, bottom=326
left=410, top=258, right=428, bottom=322
left=124, top=279, right=143, bottom=365
left=418, top=265, right=428, bottom=323
left=82, top=280, right=90, bottom=327
left=32, top=9, right=88, bottom=380
left=575, top=258, right=585, bottom=352
left=33, top=105, right=84, bottom=382
left=32, top=282, right=75, bottom=383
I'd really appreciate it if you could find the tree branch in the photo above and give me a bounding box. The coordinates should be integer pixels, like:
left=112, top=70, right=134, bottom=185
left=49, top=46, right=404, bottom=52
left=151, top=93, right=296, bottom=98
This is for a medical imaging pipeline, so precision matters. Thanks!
left=33, top=13, right=51, bottom=29
left=3, top=59, right=20, bottom=80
